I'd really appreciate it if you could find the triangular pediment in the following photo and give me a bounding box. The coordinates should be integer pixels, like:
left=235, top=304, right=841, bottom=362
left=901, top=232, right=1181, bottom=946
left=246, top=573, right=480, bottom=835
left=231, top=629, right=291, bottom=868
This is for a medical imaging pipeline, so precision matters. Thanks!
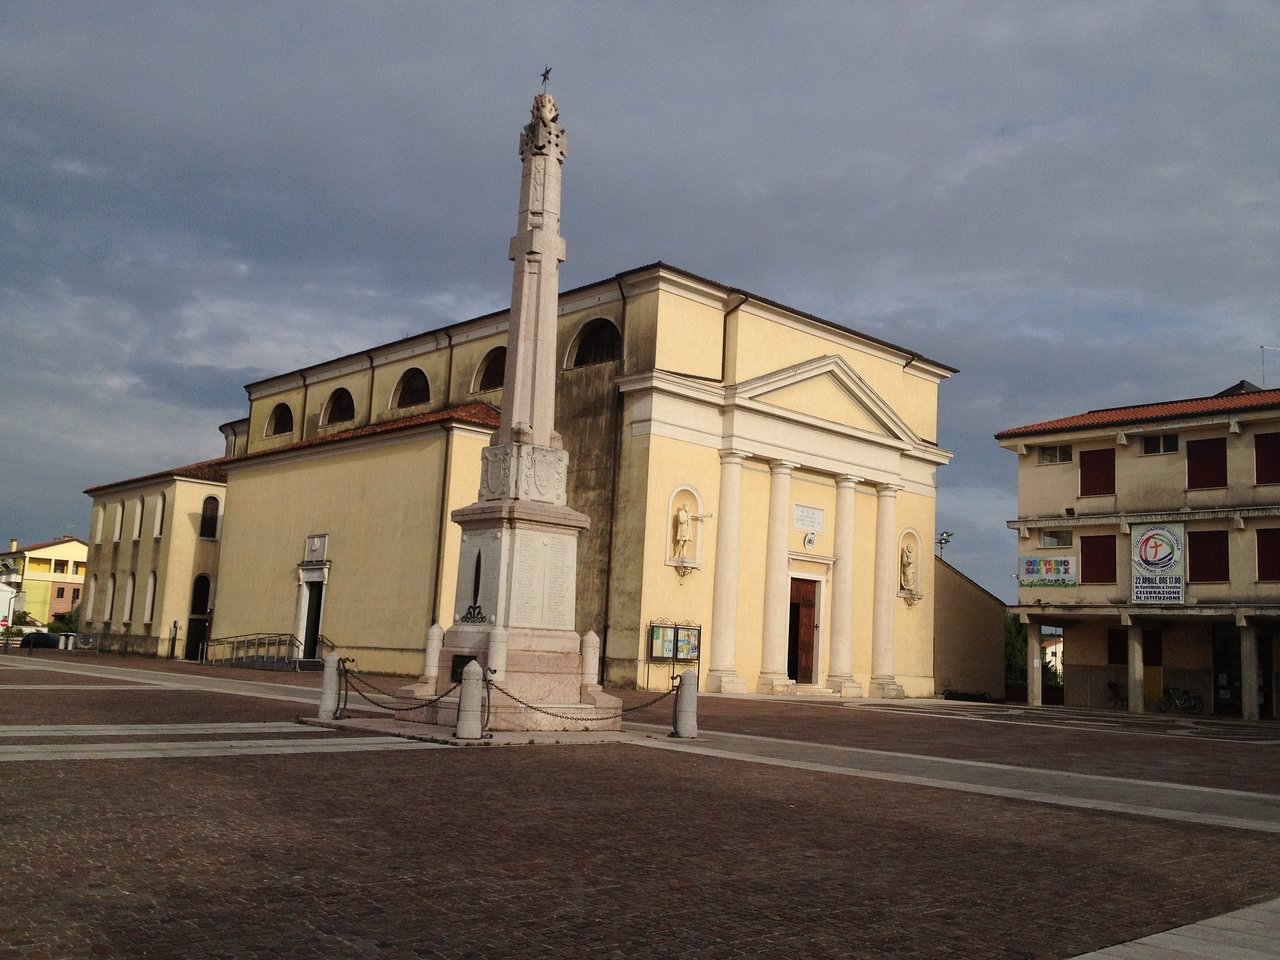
left=734, top=355, right=919, bottom=444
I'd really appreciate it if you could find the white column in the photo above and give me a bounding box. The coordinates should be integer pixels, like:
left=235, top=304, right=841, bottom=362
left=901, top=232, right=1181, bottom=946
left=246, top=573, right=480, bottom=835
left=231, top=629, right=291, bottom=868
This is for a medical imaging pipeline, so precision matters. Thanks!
left=828, top=475, right=862, bottom=697
left=758, top=460, right=797, bottom=694
left=1241, top=625, right=1260, bottom=722
left=870, top=483, right=904, bottom=698
left=707, top=451, right=748, bottom=694
left=1127, top=625, right=1144, bottom=715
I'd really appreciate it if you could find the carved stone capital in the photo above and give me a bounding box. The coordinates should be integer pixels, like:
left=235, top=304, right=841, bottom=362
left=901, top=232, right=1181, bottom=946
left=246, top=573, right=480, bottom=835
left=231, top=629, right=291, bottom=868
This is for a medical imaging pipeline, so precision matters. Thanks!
left=519, top=119, right=567, bottom=162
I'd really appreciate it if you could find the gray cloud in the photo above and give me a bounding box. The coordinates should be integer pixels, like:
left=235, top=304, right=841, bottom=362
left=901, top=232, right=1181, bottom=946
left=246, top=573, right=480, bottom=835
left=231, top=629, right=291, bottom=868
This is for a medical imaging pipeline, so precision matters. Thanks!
left=2, top=1, right=1277, bottom=599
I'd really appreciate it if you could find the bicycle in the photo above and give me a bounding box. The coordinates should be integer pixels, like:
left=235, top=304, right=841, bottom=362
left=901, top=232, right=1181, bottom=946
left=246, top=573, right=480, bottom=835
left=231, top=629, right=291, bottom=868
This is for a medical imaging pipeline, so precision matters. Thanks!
left=1157, top=686, right=1203, bottom=714
left=1106, top=680, right=1128, bottom=710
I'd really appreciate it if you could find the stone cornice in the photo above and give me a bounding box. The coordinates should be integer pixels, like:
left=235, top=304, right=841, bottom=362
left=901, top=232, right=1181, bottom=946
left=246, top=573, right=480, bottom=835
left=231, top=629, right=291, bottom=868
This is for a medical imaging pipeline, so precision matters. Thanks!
left=1008, top=505, right=1280, bottom=531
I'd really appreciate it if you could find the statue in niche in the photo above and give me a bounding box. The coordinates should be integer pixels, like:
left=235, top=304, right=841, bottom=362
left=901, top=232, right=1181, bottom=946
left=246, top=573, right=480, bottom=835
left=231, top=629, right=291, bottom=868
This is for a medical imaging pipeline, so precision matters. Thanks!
left=673, top=503, right=709, bottom=561
left=900, top=542, right=918, bottom=593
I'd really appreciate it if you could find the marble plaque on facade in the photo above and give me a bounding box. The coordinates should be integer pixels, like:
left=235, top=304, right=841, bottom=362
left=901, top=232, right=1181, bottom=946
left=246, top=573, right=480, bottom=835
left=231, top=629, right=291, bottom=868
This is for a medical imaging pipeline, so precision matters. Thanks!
left=508, top=529, right=575, bottom=630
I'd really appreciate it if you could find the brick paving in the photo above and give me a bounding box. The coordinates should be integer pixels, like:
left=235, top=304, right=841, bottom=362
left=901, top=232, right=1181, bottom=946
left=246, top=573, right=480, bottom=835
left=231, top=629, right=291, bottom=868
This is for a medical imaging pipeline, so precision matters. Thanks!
left=618, top=692, right=1280, bottom=793
left=2, top=657, right=1280, bottom=958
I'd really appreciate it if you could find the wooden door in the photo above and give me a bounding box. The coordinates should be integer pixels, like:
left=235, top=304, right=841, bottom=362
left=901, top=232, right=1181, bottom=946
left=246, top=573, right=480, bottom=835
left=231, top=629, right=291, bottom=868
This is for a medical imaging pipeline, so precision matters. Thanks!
left=789, top=579, right=817, bottom=684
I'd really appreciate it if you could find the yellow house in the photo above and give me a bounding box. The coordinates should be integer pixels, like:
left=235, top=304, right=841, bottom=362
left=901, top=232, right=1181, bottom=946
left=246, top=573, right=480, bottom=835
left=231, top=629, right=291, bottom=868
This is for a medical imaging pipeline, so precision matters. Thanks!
left=81, top=461, right=227, bottom=657
left=90, top=262, right=955, bottom=695
left=997, top=381, right=1280, bottom=720
left=0, top=536, right=88, bottom=627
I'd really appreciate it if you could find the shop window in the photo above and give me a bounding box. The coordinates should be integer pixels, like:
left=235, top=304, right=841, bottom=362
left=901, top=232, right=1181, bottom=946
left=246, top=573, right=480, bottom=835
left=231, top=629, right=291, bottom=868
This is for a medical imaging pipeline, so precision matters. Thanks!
left=1079, top=449, right=1115, bottom=497
left=1257, top=432, right=1280, bottom=485
left=1257, top=528, right=1280, bottom=581
left=1186, top=437, right=1227, bottom=490
left=393, top=368, right=431, bottom=408
left=1188, top=530, right=1229, bottom=582
left=1038, top=445, right=1072, bottom=464
left=1040, top=530, right=1073, bottom=548
left=321, top=389, right=355, bottom=426
left=1080, top=534, right=1117, bottom=583
left=1141, top=433, right=1179, bottom=455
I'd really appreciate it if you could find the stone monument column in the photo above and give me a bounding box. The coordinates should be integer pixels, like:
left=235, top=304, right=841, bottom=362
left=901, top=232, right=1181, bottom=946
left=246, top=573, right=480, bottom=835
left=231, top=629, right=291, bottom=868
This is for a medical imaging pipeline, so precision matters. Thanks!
left=827, top=475, right=862, bottom=697
left=758, top=460, right=797, bottom=694
left=707, top=450, right=748, bottom=694
left=869, top=483, right=904, bottom=698
left=399, top=89, right=620, bottom=731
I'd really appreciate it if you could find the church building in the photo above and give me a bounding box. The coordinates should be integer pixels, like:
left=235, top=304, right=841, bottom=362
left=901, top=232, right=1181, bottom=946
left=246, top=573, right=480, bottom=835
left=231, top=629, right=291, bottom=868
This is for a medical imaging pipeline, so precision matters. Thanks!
left=81, top=91, right=985, bottom=699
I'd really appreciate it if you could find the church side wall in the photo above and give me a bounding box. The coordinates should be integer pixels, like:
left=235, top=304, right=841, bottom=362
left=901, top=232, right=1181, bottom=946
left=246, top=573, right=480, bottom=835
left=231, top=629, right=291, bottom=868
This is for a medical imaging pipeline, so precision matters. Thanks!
left=217, top=432, right=450, bottom=675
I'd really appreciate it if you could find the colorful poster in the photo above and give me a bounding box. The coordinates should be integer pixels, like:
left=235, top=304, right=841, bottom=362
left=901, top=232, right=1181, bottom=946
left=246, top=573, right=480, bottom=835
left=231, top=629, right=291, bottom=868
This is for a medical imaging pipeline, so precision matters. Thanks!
left=1131, top=523, right=1185, bottom=604
left=1019, top=556, right=1077, bottom=586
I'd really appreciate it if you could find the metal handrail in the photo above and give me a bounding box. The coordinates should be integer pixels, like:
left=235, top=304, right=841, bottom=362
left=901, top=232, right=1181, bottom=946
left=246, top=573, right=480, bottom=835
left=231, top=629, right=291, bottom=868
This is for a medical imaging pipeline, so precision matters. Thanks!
left=201, top=632, right=335, bottom=666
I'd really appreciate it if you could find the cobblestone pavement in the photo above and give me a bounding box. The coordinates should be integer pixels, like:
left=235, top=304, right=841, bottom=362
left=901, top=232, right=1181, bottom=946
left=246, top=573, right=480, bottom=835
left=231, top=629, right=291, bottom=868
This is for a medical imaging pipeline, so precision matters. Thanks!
left=3, top=652, right=1280, bottom=959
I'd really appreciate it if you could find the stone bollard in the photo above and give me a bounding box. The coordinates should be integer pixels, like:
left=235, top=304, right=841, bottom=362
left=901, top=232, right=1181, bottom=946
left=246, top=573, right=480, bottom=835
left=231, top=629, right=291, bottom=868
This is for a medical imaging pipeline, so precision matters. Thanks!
left=318, top=653, right=342, bottom=720
left=672, top=667, right=698, bottom=739
left=580, top=630, right=601, bottom=688
left=454, top=660, right=484, bottom=740
left=419, top=623, right=444, bottom=686
left=487, top=626, right=508, bottom=681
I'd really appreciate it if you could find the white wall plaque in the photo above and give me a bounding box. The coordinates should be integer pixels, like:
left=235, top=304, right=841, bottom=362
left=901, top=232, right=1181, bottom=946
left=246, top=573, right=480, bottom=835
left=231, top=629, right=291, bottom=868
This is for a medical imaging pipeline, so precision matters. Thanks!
left=793, top=504, right=824, bottom=533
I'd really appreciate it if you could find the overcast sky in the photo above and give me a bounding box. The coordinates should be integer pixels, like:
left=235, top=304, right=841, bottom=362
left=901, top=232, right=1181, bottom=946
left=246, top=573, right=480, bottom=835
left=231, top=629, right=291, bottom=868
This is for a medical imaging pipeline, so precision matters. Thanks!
left=2, top=2, right=1277, bottom=601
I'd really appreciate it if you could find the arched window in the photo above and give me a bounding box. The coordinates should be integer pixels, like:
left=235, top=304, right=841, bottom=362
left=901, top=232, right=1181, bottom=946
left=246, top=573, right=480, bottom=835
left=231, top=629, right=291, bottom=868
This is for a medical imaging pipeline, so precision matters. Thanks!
left=144, top=572, right=157, bottom=625
left=190, top=575, right=212, bottom=615
left=105, top=575, right=117, bottom=623
left=132, top=496, right=145, bottom=540
left=113, top=500, right=125, bottom=541
left=474, top=347, right=506, bottom=392
left=93, top=505, right=104, bottom=544
left=393, top=368, right=431, bottom=409
left=85, top=576, right=97, bottom=623
left=123, top=573, right=135, bottom=623
left=199, top=497, right=220, bottom=539
left=266, top=402, right=294, bottom=436
left=569, top=318, right=622, bottom=368
left=153, top=493, right=166, bottom=538
left=321, top=388, right=356, bottom=426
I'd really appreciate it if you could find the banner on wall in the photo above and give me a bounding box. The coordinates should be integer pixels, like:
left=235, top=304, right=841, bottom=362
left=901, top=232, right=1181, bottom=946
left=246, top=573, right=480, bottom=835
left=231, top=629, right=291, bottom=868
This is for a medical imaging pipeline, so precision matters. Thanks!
left=1019, top=556, right=1076, bottom=586
left=1131, top=522, right=1185, bottom=604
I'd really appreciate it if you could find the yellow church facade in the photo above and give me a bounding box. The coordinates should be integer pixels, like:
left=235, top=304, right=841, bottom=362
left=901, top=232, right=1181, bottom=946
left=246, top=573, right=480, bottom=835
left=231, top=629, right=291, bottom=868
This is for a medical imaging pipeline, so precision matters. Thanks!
left=83, top=262, right=965, bottom=696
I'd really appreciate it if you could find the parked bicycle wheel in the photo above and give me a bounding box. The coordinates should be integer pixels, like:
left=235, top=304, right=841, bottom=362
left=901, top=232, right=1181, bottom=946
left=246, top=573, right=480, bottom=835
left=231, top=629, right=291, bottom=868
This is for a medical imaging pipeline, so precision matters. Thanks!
left=1189, top=693, right=1203, bottom=715
left=1157, top=690, right=1172, bottom=712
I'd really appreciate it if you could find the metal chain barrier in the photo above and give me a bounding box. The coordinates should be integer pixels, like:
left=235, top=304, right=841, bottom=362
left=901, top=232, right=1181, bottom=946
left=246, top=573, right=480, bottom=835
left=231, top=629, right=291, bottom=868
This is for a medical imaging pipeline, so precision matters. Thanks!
left=484, top=680, right=678, bottom=723
left=336, top=659, right=460, bottom=717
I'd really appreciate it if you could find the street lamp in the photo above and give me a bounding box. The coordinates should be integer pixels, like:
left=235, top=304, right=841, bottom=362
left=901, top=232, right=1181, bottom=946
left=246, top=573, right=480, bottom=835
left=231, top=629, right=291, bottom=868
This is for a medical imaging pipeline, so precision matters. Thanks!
left=935, top=531, right=954, bottom=556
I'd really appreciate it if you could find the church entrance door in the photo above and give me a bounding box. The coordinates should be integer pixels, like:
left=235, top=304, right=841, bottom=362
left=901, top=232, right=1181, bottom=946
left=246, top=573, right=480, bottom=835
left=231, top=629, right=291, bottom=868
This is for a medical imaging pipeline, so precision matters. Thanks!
left=788, top=578, right=817, bottom=684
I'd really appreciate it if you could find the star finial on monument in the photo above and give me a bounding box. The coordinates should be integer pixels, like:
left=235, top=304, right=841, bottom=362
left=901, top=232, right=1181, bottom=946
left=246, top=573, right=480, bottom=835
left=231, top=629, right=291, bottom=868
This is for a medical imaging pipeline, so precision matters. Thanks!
left=540, top=66, right=551, bottom=89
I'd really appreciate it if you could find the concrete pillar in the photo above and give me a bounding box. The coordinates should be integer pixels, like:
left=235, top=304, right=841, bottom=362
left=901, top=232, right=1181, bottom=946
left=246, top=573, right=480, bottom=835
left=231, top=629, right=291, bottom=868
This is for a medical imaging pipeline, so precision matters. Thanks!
left=828, top=475, right=862, bottom=697
left=487, top=625, right=508, bottom=681
left=1025, top=628, right=1042, bottom=707
left=1127, top=625, right=1144, bottom=714
left=1241, top=625, right=1260, bottom=722
left=581, top=630, right=601, bottom=688
left=707, top=451, right=748, bottom=694
left=870, top=484, right=904, bottom=698
left=455, top=660, right=484, bottom=740
left=673, top=668, right=698, bottom=738
left=758, top=460, right=797, bottom=694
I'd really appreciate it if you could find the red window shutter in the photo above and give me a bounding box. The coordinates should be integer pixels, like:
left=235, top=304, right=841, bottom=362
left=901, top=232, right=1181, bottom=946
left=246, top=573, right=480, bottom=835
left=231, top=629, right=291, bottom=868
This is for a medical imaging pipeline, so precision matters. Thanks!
left=1257, top=433, right=1280, bottom=485
left=1080, top=534, right=1116, bottom=583
left=1079, top=449, right=1115, bottom=497
left=1186, top=437, right=1227, bottom=489
left=1258, top=528, right=1280, bottom=581
left=1187, top=530, right=1229, bottom=582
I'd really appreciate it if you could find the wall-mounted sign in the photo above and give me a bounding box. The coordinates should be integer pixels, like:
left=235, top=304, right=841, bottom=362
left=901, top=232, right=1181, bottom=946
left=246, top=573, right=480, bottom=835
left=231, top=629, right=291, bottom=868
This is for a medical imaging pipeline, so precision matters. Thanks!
left=1019, top=556, right=1076, bottom=586
left=1131, top=523, right=1184, bottom=604
left=793, top=504, right=824, bottom=533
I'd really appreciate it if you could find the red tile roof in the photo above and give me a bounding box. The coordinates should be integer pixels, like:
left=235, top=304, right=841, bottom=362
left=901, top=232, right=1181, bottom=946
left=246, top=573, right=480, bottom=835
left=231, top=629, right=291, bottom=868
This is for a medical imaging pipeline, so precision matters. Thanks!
left=226, top=402, right=500, bottom=465
left=84, top=458, right=231, bottom=496
left=996, top=388, right=1280, bottom=440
